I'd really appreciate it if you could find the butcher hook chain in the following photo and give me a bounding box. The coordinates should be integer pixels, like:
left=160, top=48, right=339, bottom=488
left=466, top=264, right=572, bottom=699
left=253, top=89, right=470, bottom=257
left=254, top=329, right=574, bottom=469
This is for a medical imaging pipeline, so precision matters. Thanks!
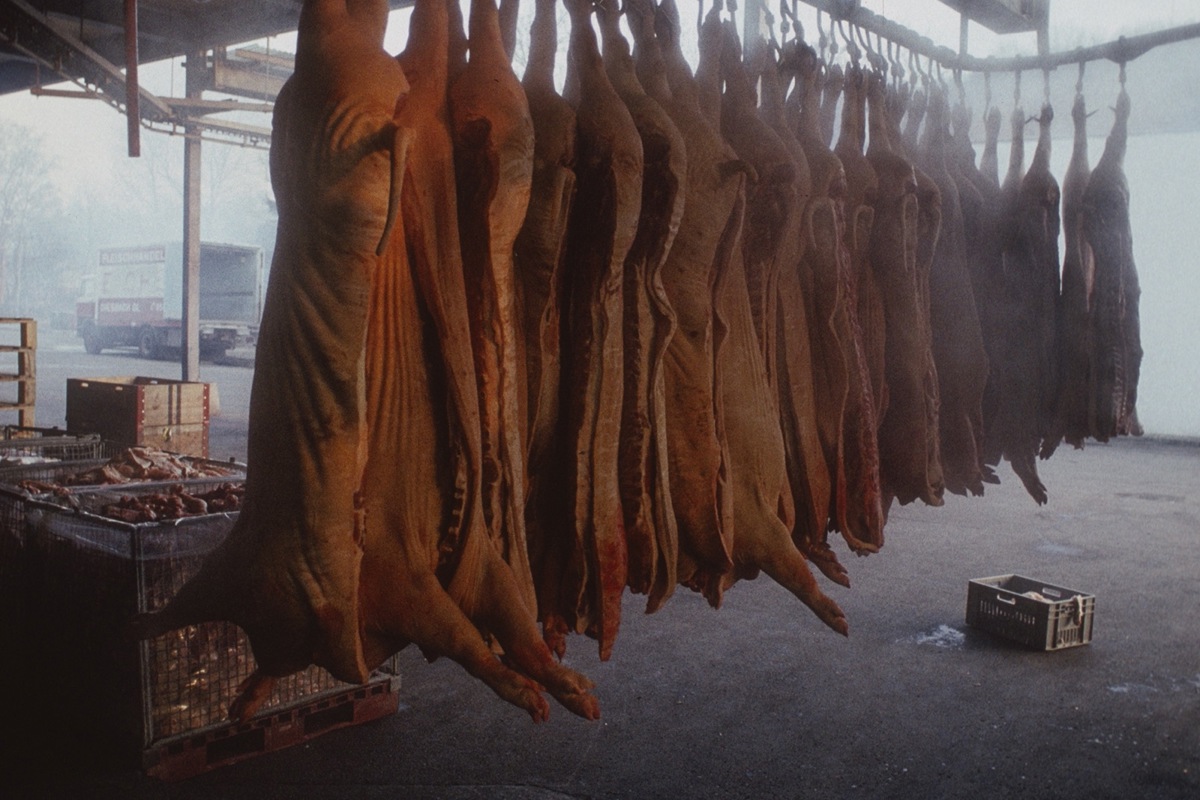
left=1076, top=60, right=1086, bottom=95
left=888, top=40, right=905, bottom=87
left=817, top=8, right=828, bottom=61
left=838, top=19, right=860, bottom=64
left=778, top=0, right=805, bottom=45
left=859, top=28, right=888, bottom=74
left=827, top=11, right=839, bottom=62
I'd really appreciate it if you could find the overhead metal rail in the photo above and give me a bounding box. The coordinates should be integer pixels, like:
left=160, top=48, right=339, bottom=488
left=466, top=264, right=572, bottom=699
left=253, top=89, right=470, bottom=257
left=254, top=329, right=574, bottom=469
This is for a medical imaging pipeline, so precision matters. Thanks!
left=770, top=0, right=1200, bottom=74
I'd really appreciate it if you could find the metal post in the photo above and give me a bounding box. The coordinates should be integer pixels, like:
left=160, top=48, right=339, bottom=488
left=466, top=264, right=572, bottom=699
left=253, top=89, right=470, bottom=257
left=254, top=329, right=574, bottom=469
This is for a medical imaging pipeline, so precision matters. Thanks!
left=743, top=0, right=768, bottom=53
left=123, top=0, right=140, bottom=157
left=181, top=49, right=203, bottom=382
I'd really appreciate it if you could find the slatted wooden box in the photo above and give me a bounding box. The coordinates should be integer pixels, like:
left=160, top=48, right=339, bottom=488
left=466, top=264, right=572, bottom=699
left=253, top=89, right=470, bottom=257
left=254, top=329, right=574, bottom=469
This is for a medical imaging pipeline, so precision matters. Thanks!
left=66, top=376, right=210, bottom=458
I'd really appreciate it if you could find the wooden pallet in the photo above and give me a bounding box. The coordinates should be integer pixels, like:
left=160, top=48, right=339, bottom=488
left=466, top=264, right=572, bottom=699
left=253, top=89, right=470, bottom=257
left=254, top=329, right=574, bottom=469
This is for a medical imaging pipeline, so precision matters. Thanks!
left=0, top=318, right=35, bottom=428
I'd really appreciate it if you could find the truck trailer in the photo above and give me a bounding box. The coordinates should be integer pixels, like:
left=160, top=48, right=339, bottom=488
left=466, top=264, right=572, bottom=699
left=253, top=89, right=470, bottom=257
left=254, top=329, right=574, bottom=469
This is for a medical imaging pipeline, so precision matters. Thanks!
left=76, top=242, right=264, bottom=360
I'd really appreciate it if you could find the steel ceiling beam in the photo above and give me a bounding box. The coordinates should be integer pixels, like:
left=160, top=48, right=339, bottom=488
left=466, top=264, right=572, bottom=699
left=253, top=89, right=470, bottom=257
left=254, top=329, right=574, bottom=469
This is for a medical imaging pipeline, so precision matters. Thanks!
left=794, top=0, right=1200, bottom=73
left=1, top=0, right=172, bottom=117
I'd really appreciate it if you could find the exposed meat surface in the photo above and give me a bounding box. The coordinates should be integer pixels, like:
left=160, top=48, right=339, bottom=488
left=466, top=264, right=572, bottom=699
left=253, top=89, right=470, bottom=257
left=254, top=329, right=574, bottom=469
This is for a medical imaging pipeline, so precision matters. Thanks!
left=836, top=66, right=884, bottom=420
left=982, top=105, right=1027, bottom=472
left=793, top=46, right=852, bottom=558
left=956, top=104, right=1004, bottom=487
left=831, top=63, right=885, bottom=552
left=918, top=88, right=989, bottom=498
left=549, top=0, right=641, bottom=658
left=596, top=3, right=684, bottom=613
left=1083, top=88, right=1143, bottom=440
left=450, top=0, right=538, bottom=615
left=515, top=0, right=578, bottom=646
left=903, top=86, right=927, bottom=158
left=717, top=25, right=792, bottom=396
left=885, top=82, right=947, bottom=509
left=820, top=64, right=844, bottom=149
left=99, top=483, right=244, bottom=523
left=626, top=0, right=734, bottom=604
left=61, top=447, right=236, bottom=486
left=359, top=0, right=596, bottom=723
left=1050, top=92, right=1097, bottom=450
left=757, top=43, right=844, bottom=586
left=995, top=104, right=1061, bottom=504
left=867, top=76, right=942, bottom=508
left=706, top=15, right=847, bottom=635
left=516, top=0, right=576, bottom=467
left=132, top=0, right=410, bottom=712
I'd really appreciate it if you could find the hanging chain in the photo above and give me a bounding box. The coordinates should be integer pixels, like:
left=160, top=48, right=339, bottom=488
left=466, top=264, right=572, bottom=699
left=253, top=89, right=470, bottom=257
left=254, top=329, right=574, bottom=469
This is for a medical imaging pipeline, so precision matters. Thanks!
left=1076, top=60, right=1085, bottom=94
left=818, top=9, right=827, bottom=61
left=828, top=12, right=839, bottom=61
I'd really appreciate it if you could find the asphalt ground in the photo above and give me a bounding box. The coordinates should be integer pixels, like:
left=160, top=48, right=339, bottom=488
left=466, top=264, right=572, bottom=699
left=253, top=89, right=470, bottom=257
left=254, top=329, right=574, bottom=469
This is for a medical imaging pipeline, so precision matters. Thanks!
left=3, top=339, right=1197, bottom=798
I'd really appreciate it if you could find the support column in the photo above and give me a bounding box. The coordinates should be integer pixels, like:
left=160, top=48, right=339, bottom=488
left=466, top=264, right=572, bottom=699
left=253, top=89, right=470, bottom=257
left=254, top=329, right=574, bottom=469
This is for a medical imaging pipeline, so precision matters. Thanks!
left=743, top=0, right=770, bottom=57
left=181, top=48, right=204, bottom=382
left=123, top=0, right=140, bottom=157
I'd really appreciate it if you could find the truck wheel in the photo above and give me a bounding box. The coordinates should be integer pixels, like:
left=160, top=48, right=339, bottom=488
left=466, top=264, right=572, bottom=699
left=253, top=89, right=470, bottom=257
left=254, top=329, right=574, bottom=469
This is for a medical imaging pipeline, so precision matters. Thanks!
left=83, top=330, right=103, bottom=355
left=138, top=328, right=160, bottom=360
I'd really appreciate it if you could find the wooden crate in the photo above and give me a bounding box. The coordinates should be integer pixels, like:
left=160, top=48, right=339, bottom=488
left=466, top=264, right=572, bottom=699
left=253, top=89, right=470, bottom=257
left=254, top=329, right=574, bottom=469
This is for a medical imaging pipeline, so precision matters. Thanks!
left=66, top=376, right=210, bottom=458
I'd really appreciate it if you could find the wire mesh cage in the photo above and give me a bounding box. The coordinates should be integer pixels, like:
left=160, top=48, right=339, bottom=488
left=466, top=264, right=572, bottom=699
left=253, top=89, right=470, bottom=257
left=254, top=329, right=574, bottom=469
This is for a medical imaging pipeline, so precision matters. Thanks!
left=0, top=426, right=122, bottom=465
left=0, top=454, right=247, bottom=633
left=23, top=481, right=397, bottom=763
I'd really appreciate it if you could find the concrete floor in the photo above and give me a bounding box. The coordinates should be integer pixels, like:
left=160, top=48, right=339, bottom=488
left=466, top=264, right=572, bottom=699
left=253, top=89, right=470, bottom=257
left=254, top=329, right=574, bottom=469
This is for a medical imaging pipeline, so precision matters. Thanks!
left=3, top=436, right=1198, bottom=799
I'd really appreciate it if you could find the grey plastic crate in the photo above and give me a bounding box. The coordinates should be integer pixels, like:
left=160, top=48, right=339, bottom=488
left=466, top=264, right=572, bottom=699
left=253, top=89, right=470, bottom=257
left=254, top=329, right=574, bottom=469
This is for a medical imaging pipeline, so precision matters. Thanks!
left=966, top=574, right=1095, bottom=651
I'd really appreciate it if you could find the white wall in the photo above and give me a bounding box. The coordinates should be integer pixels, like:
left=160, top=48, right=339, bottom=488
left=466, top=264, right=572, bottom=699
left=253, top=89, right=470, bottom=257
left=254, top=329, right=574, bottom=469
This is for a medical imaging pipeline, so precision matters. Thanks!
left=1113, top=130, right=1200, bottom=438
left=984, top=127, right=1200, bottom=440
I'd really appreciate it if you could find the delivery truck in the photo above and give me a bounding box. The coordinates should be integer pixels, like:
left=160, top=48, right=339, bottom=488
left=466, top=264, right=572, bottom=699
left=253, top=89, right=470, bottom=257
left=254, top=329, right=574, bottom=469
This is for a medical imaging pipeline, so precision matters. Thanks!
left=75, top=242, right=264, bottom=360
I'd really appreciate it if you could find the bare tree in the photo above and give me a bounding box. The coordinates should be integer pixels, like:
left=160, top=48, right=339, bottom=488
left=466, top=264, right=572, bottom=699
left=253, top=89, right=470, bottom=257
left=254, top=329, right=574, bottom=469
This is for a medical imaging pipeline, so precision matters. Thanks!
left=107, top=128, right=271, bottom=245
left=0, top=122, right=61, bottom=308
